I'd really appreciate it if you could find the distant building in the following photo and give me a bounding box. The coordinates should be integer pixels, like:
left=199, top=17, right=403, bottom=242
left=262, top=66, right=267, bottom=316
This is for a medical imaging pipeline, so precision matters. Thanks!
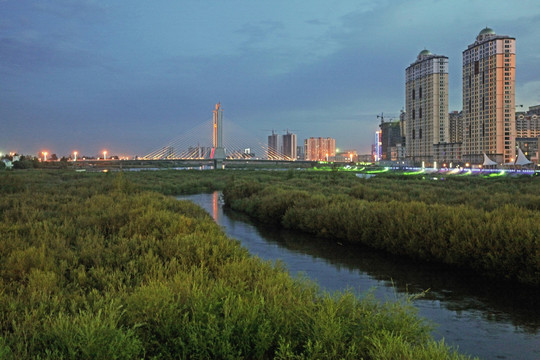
left=267, top=131, right=280, bottom=159
left=187, top=146, right=211, bottom=159
left=462, top=27, right=516, bottom=164
left=296, top=145, right=305, bottom=160
left=515, top=137, right=539, bottom=164
left=405, top=49, right=449, bottom=164
left=528, top=105, right=540, bottom=116
left=449, top=111, right=463, bottom=143
left=516, top=106, right=540, bottom=138
left=358, top=154, right=373, bottom=163
left=334, top=150, right=358, bottom=162
left=398, top=110, right=406, bottom=159
left=379, top=120, right=401, bottom=161
left=282, top=131, right=297, bottom=160
left=304, top=137, right=336, bottom=161
left=433, top=142, right=462, bottom=165
left=372, top=131, right=382, bottom=161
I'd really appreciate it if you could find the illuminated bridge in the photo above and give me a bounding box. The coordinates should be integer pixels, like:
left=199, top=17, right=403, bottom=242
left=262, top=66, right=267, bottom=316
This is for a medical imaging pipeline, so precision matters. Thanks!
left=142, top=103, right=294, bottom=162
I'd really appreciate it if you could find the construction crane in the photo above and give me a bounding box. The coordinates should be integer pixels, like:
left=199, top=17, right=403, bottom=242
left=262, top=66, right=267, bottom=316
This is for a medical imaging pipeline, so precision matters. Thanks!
left=377, top=113, right=397, bottom=124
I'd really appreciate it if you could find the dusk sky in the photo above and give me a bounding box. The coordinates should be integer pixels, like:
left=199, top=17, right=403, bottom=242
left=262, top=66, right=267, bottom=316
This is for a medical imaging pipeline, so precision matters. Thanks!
left=2, top=0, right=540, bottom=157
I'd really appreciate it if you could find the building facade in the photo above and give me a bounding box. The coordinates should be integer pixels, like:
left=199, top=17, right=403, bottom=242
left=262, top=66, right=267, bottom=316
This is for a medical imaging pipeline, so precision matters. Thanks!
left=515, top=137, right=539, bottom=164
left=462, top=27, right=516, bottom=164
left=379, top=120, right=402, bottom=161
left=433, top=142, right=462, bottom=165
left=405, top=49, right=449, bottom=164
left=448, top=111, right=463, bottom=143
left=282, top=131, right=297, bottom=160
left=516, top=106, right=540, bottom=138
left=304, top=137, right=336, bottom=161
left=267, top=131, right=280, bottom=159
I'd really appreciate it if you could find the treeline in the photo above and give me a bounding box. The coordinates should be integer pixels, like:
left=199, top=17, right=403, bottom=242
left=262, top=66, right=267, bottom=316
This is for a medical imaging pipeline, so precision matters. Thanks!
left=223, top=173, right=540, bottom=286
left=0, top=171, right=475, bottom=359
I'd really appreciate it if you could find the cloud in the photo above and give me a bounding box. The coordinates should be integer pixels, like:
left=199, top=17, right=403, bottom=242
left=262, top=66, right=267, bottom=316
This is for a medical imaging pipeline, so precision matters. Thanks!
left=516, top=81, right=540, bottom=108
left=33, top=0, right=109, bottom=23
left=0, top=36, right=94, bottom=73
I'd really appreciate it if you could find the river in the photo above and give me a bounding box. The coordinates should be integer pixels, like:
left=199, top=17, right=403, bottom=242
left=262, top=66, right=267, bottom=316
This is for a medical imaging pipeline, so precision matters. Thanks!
left=178, top=192, right=540, bottom=360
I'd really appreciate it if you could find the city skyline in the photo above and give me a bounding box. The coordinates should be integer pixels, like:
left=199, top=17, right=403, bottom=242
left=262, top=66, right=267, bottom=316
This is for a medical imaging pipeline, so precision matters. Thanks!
left=2, top=1, right=540, bottom=157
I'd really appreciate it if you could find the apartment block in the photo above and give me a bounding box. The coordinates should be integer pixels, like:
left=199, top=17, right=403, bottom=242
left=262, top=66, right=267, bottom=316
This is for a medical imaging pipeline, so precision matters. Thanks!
left=462, top=27, right=516, bottom=164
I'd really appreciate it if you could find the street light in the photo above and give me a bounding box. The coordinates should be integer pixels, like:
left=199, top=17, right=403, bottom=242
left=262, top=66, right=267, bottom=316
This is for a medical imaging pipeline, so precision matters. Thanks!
left=42, top=151, right=48, bottom=162
left=103, top=150, right=107, bottom=160
left=73, top=151, right=78, bottom=161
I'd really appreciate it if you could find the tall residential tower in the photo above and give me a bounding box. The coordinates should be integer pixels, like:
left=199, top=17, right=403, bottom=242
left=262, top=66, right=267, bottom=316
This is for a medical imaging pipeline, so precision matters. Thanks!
left=462, top=27, right=516, bottom=164
left=405, top=50, right=449, bottom=164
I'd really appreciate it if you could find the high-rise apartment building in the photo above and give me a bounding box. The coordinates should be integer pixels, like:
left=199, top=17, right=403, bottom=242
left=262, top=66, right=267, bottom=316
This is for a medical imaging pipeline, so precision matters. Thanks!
left=462, top=27, right=516, bottom=164
left=405, top=49, right=449, bottom=164
left=282, top=131, right=297, bottom=160
left=304, top=137, right=336, bottom=161
left=516, top=106, right=540, bottom=138
left=379, top=120, right=401, bottom=161
left=267, top=131, right=280, bottom=159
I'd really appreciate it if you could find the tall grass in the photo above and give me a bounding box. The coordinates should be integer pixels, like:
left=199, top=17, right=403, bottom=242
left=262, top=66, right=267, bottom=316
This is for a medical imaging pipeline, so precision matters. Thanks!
left=0, top=170, right=476, bottom=359
left=222, top=172, right=540, bottom=286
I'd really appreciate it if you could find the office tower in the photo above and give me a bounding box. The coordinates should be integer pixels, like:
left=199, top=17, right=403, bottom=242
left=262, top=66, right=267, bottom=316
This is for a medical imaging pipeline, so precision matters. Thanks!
left=405, top=49, right=449, bottom=164
left=304, top=137, right=336, bottom=161
left=449, top=111, right=463, bottom=143
left=267, top=131, right=280, bottom=159
left=462, top=27, right=516, bottom=164
left=282, top=131, right=297, bottom=160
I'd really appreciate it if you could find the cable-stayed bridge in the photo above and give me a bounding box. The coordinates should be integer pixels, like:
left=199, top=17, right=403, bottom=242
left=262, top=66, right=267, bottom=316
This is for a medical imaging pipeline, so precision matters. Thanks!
left=142, top=103, right=295, bottom=162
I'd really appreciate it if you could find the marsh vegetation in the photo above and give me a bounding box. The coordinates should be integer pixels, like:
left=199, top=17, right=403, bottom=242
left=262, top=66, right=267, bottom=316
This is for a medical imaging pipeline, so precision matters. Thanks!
left=0, top=170, right=476, bottom=359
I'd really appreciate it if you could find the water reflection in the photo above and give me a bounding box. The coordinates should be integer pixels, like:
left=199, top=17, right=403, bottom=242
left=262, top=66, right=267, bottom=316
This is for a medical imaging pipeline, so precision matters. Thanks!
left=223, top=204, right=540, bottom=334
left=179, top=192, right=540, bottom=360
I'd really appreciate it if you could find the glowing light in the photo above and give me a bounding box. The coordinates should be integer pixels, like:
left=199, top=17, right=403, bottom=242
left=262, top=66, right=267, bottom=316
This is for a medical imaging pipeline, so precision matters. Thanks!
left=103, top=150, right=107, bottom=160
left=366, top=167, right=389, bottom=174
left=42, top=151, right=48, bottom=162
left=465, top=162, right=470, bottom=167
left=73, top=151, right=78, bottom=161
left=404, top=169, right=425, bottom=175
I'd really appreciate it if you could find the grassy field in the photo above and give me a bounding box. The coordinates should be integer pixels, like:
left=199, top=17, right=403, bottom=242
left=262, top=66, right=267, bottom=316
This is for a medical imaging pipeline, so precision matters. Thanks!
left=0, top=170, right=476, bottom=359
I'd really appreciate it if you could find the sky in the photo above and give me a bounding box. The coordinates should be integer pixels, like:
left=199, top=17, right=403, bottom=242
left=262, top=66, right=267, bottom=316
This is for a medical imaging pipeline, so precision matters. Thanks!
left=1, top=0, right=540, bottom=157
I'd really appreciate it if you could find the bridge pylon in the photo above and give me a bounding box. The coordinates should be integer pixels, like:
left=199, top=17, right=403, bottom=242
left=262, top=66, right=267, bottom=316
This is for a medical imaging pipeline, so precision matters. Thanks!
left=212, top=102, right=226, bottom=168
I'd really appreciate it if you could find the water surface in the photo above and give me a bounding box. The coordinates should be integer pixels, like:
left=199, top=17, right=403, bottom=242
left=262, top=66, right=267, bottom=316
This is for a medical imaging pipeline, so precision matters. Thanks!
left=179, top=192, right=540, bottom=360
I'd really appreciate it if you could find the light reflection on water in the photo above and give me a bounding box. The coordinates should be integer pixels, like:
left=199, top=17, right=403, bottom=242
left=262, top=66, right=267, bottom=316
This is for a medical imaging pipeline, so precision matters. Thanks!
left=178, top=192, right=540, bottom=360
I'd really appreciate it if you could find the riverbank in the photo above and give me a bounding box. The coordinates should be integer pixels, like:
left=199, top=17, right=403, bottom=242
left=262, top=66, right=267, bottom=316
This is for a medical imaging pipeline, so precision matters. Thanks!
left=220, top=171, right=540, bottom=287
left=0, top=170, right=474, bottom=359
left=183, top=191, right=540, bottom=360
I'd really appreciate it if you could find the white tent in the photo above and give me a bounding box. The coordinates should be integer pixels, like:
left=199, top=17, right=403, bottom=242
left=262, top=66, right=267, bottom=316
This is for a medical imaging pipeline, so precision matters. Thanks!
left=482, top=153, right=498, bottom=166
left=515, top=147, right=532, bottom=166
